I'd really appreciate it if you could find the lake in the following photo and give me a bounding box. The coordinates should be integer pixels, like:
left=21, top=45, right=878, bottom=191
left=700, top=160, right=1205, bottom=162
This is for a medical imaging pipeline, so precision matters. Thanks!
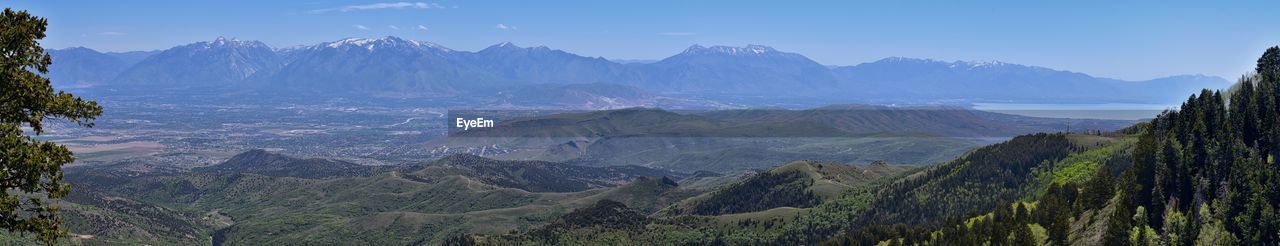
left=972, top=103, right=1175, bottom=120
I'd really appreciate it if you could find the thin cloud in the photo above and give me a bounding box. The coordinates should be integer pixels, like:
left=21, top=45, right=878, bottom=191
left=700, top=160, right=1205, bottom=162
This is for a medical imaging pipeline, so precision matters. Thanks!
left=496, top=23, right=517, bottom=30
left=388, top=25, right=400, bottom=30
left=98, top=31, right=126, bottom=36
left=353, top=25, right=370, bottom=30
left=309, top=2, right=443, bottom=14
left=416, top=25, right=429, bottom=31
left=658, top=32, right=695, bottom=36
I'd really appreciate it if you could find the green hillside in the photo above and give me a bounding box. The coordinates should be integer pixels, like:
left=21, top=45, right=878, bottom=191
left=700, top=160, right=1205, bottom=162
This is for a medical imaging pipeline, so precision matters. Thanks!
left=193, top=149, right=388, bottom=178
left=562, top=135, right=977, bottom=173
left=659, top=160, right=912, bottom=216
left=0, top=187, right=219, bottom=245
left=408, top=154, right=684, bottom=192
left=47, top=154, right=695, bottom=245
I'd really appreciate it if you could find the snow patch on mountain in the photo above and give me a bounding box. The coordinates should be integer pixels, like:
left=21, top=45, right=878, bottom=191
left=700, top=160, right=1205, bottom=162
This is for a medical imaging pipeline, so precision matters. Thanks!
left=681, top=44, right=785, bottom=56
left=321, top=36, right=452, bottom=52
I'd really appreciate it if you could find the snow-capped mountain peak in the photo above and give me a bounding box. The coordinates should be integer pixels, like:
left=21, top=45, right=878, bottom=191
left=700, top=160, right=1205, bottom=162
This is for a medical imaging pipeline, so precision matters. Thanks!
left=680, top=44, right=706, bottom=54
left=744, top=44, right=774, bottom=54
left=952, top=60, right=1012, bottom=68
left=874, top=57, right=945, bottom=64
left=481, top=42, right=525, bottom=52
left=193, top=37, right=268, bottom=50
left=681, top=44, right=782, bottom=56
left=871, top=57, right=1021, bottom=70
left=320, top=36, right=452, bottom=52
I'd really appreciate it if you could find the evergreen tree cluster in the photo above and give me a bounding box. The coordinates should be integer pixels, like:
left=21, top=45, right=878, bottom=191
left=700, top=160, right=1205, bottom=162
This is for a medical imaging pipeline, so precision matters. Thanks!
left=858, top=133, right=1075, bottom=226
left=675, top=170, right=821, bottom=216
left=1113, top=46, right=1280, bottom=245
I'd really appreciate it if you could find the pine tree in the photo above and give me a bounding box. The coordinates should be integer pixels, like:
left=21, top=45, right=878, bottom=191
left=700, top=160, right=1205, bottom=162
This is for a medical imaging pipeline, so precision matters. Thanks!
left=1257, top=46, right=1280, bottom=75
left=1105, top=173, right=1136, bottom=246
left=1010, top=224, right=1037, bottom=246
left=1081, top=166, right=1115, bottom=210
left=0, top=8, right=102, bottom=245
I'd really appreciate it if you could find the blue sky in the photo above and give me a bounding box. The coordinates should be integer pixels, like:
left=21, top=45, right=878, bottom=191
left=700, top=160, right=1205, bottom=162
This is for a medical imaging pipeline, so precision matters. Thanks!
left=6, top=0, right=1280, bottom=81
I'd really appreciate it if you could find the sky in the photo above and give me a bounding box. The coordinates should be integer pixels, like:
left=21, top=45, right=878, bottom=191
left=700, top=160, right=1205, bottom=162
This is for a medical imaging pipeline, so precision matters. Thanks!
left=5, top=0, right=1280, bottom=81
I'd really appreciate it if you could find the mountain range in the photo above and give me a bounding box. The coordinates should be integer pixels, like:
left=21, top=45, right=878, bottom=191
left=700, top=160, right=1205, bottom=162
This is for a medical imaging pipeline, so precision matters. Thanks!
left=50, top=36, right=1230, bottom=104
left=114, top=37, right=279, bottom=87
left=46, top=47, right=157, bottom=88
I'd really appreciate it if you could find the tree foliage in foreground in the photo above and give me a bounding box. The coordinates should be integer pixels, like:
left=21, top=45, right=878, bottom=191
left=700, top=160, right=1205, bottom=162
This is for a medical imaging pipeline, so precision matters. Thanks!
left=0, top=8, right=102, bottom=245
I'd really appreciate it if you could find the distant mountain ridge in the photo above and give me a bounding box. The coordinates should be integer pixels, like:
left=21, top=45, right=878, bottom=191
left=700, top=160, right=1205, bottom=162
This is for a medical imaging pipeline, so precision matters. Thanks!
left=50, top=37, right=1229, bottom=103
left=410, top=154, right=684, bottom=192
left=255, top=36, right=475, bottom=95
left=830, top=57, right=1231, bottom=103
left=113, top=37, right=279, bottom=87
left=472, top=42, right=639, bottom=85
left=46, top=47, right=158, bottom=88
left=194, top=149, right=378, bottom=178
left=639, top=44, right=840, bottom=94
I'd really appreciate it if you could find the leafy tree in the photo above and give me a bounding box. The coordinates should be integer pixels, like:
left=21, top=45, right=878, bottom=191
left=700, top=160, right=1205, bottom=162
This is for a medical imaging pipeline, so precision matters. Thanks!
left=1163, top=209, right=1189, bottom=246
left=1128, top=206, right=1159, bottom=246
left=0, top=8, right=102, bottom=245
left=1195, top=203, right=1237, bottom=245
